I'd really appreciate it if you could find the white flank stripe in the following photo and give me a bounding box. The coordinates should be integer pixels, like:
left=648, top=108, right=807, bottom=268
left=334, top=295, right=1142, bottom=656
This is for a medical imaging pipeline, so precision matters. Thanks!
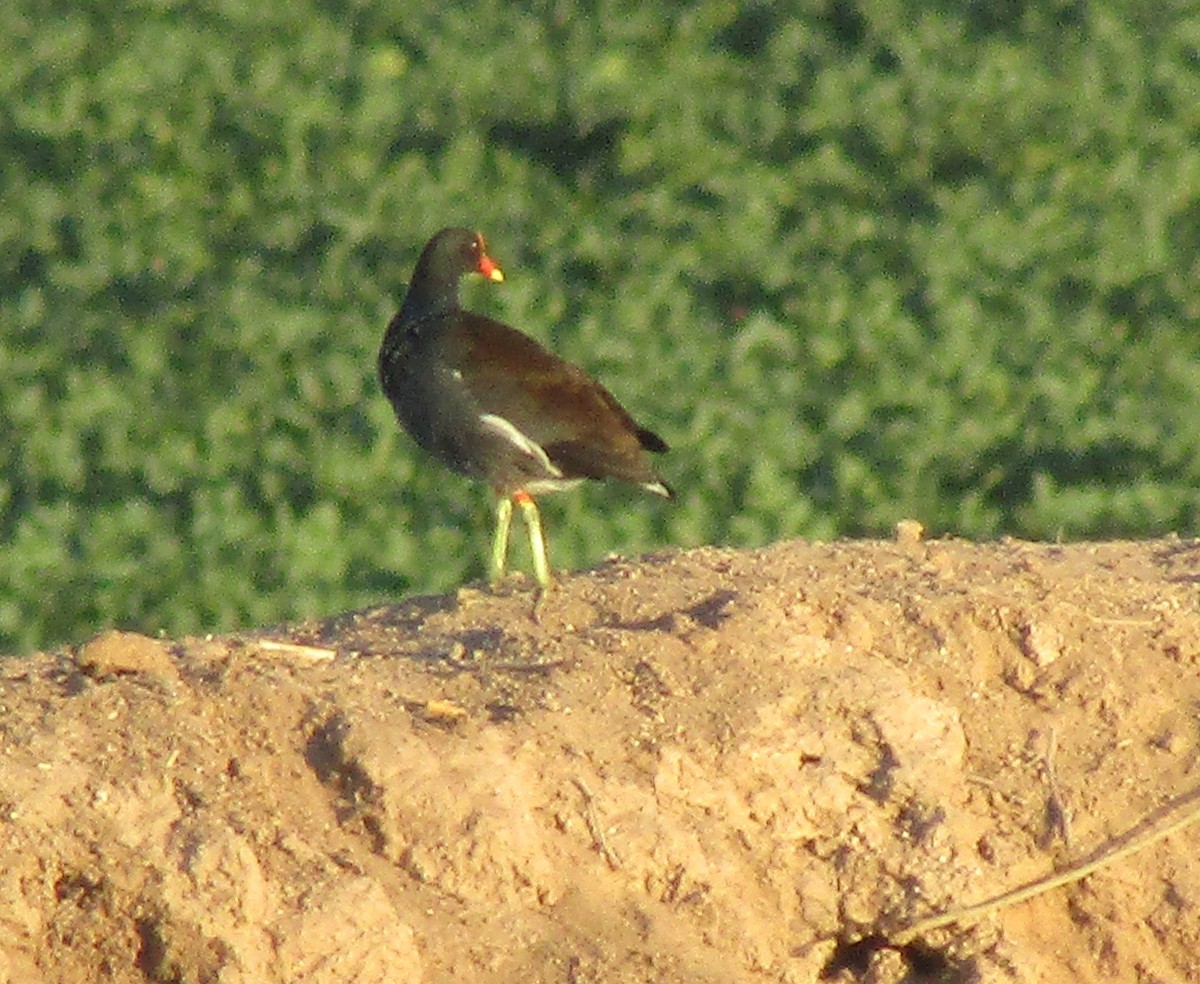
left=479, top=413, right=564, bottom=478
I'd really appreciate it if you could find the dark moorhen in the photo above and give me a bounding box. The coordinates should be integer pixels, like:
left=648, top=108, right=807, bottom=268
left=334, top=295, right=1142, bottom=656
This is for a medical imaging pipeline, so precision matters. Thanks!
left=378, top=227, right=672, bottom=588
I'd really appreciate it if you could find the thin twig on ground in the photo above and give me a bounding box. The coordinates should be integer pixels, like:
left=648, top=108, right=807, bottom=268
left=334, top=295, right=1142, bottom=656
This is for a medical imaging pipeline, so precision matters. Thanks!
left=572, top=776, right=622, bottom=870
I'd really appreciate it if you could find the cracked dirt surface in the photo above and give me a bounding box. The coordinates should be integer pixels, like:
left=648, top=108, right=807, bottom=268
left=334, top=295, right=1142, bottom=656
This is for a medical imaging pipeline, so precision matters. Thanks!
left=2, top=535, right=1200, bottom=982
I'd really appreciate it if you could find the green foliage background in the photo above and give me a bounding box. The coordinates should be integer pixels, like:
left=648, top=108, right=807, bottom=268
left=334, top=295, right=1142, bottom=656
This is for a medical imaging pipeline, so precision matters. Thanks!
left=4, top=0, right=1199, bottom=652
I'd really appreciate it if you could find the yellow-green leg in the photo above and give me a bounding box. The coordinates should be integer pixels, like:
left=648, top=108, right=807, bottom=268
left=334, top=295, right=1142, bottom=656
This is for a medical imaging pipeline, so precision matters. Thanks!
left=514, top=491, right=552, bottom=589
left=490, top=496, right=514, bottom=587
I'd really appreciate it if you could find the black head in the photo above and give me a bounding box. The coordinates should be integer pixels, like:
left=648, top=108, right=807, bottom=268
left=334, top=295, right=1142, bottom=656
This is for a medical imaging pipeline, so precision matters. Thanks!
left=398, top=228, right=505, bottom=323
left=416, top=227, right=504, bottom=285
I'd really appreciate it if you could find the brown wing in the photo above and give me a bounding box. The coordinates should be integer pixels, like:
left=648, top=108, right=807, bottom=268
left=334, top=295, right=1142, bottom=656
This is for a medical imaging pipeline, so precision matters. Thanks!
left=446, top=313, right=668, bottom=483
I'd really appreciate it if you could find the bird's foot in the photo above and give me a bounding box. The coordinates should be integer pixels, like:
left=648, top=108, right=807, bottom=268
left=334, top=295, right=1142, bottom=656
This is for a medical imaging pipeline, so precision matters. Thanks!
left=531, top=581, right=555, bottom=625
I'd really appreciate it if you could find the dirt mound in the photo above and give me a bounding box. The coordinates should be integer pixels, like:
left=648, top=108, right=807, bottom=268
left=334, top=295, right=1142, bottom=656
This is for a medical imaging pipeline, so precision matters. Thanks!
left=3, top=535, right=1200, bottom=983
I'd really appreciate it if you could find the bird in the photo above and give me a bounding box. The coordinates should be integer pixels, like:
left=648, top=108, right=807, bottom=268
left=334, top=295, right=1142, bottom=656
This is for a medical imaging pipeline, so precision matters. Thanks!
left=378, top=227, right=672, bottom=589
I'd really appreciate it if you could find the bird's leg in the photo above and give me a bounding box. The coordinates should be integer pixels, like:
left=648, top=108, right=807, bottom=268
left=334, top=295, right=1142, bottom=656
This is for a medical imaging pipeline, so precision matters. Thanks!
left=490, top=495, right=514, bottom=588
left=513, top=490, right=552, bottom=589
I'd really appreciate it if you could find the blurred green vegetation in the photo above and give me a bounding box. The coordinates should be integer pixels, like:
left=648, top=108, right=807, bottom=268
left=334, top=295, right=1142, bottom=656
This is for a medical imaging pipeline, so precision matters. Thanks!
left=3, top=0, right=1199, bottom=652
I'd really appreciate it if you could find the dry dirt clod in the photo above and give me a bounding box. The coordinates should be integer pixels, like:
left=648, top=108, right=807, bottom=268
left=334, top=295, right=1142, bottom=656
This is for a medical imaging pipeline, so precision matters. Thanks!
left=75, top=629, right=178, bottom=682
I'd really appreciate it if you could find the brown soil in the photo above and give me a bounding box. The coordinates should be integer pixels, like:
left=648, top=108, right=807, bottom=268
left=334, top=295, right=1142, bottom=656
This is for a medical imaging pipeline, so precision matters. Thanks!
left=3, top=534, right=1200, bottom=983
